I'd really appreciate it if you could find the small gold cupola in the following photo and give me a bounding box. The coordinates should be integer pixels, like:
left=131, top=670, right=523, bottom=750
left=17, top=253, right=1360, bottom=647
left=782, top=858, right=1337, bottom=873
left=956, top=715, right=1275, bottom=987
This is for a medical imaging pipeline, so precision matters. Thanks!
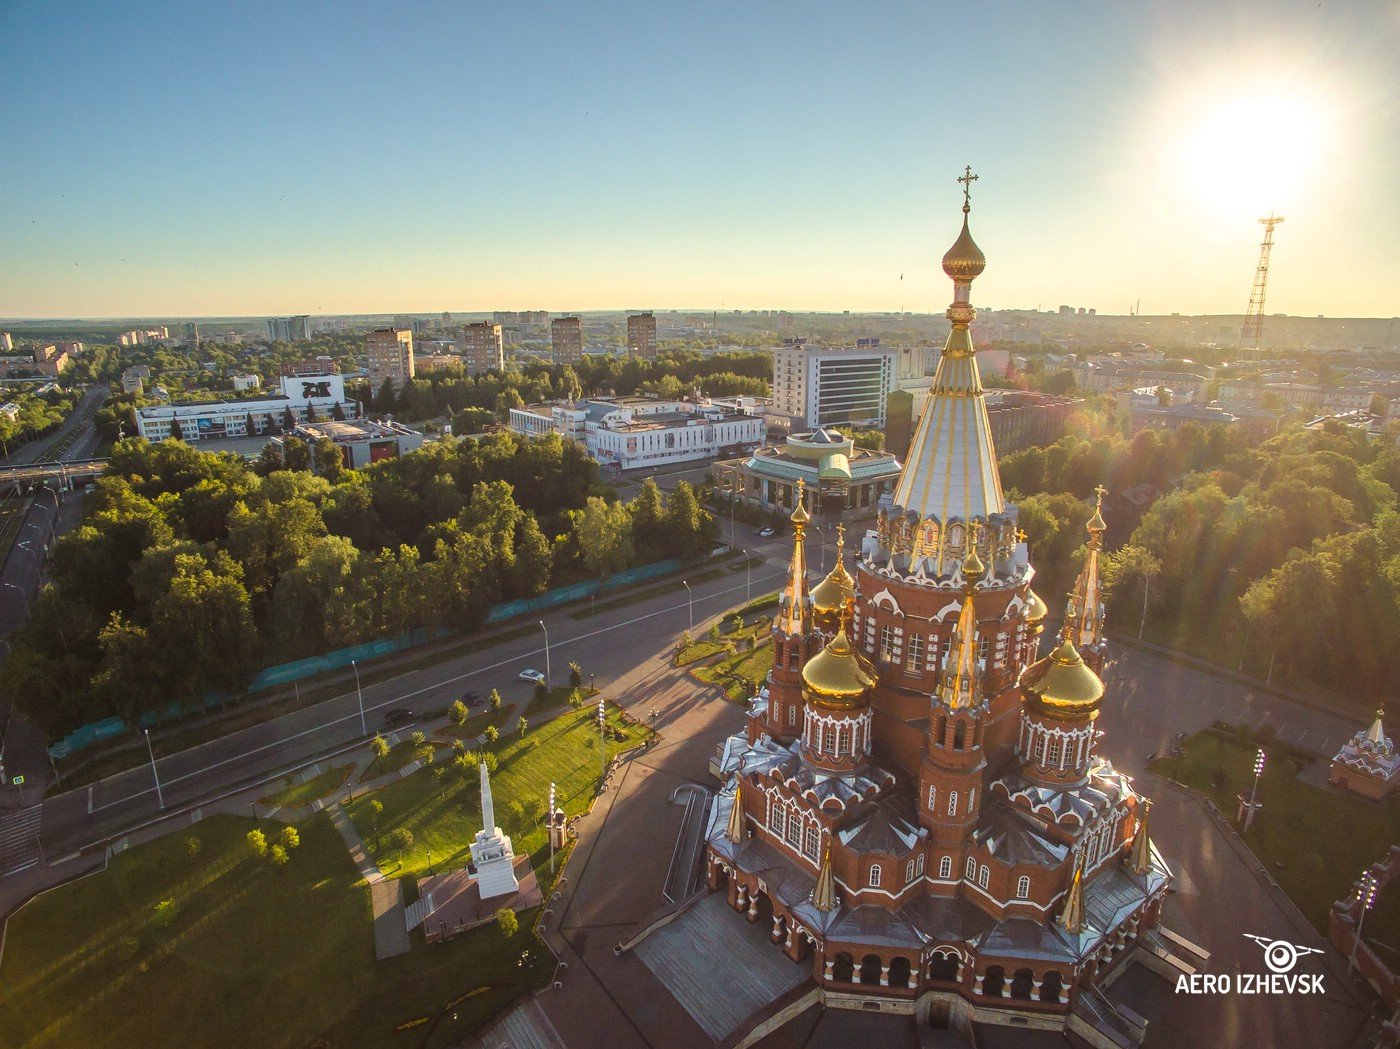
left=810, top=522, right=856, bottom=619
left=802, top=607, right=877, bottom=707
left=1020, top=605, right=1105, bottom=720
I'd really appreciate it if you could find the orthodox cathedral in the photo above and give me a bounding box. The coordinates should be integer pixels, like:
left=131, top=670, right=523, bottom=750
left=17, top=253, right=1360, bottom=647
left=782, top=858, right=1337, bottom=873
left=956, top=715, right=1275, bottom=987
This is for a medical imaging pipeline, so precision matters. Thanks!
left=705, top=174, right=1171, bottom=1031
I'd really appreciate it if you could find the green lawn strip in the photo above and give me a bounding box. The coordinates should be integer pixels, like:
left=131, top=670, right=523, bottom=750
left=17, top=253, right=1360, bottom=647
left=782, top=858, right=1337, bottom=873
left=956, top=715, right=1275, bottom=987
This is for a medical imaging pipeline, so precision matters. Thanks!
left=690, top=636, right=773, bottom=702
left=259, top=763, right=354, bottom=807
left=0, top=812, right=553, bottom=1049
left=346, top=705, right=652, bottom=880
left=435, top=710, right=506, bottom=741
left=1150, top=730, right=1400, bottom=944
left=525, top=683, right=596, bottom=717
left=359, top=736, right=448, bottom=785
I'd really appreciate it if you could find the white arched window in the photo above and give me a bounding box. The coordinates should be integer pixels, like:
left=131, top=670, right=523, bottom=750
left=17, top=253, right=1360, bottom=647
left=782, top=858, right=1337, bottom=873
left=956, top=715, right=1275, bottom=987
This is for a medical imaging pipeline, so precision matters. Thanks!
left=1047, top=737, right=1063, bottom=767
left=978, top=865, right=990, bottom=889
left=916, top=853, right=926, bottom=875
left=947, top=790, right=959, bottom=816
left=1016, top=876, right=1030, bottom=900
left=804, top=824, right=820, bottom=860
left=787, top=705, right=797, bottom=727
left=869, top=864, right=882, bottom=888
left=940, top=855, right=952, bottom=879
left=967, top=788, right=976, bottom=814
left=927, top=784, right=937, bottom=811
left=906, top=859, right=915, bottom=881
left=965, top=856, right=976, bottom=880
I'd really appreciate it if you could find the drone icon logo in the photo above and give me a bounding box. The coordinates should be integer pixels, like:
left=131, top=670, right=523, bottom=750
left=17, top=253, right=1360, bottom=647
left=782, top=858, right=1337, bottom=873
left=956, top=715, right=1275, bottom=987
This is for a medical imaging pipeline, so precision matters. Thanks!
left=1243, top=934, right=1325, bottom=975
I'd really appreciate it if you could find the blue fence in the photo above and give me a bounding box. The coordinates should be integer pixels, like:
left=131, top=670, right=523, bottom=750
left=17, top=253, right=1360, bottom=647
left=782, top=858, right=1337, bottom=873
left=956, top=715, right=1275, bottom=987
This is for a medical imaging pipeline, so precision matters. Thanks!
left=47, top=557, right=686, bottom=761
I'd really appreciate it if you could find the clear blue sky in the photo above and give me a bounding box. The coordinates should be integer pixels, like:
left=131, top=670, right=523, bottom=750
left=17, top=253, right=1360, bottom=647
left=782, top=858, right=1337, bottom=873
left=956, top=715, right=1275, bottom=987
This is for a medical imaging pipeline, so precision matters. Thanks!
left=2, top=1, right=1396, bottom=318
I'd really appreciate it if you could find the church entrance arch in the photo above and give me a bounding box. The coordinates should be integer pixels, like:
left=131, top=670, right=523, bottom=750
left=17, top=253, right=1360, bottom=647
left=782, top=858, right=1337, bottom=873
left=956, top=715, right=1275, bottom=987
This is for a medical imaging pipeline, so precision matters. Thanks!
left=832, top=951, right=855, bottom=983
left=888, top=956, right=912, bottom=989
left=860, top=954, right=883, bottom=985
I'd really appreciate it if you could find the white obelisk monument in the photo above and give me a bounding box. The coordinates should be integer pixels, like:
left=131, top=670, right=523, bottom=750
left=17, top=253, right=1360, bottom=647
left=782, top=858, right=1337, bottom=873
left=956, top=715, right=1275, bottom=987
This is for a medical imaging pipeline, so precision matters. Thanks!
left=470, top=761, right=519, bottom=898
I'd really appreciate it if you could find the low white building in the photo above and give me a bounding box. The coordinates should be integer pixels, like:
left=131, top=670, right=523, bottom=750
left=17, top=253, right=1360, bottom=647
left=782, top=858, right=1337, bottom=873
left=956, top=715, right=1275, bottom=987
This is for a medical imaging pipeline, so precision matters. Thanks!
left=279, top=418, right=423, bottom=468
left=135, top=369, right=358, bottom=442
left=509, top=395, right=764, bottom=470
left=231, top=374, right=261, bottom=393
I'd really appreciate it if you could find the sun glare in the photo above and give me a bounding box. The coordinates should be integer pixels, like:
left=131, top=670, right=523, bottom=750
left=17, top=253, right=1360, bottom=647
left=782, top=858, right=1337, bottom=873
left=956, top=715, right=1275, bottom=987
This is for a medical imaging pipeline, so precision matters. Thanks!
left=1177, top=87, right=1334, bottom=216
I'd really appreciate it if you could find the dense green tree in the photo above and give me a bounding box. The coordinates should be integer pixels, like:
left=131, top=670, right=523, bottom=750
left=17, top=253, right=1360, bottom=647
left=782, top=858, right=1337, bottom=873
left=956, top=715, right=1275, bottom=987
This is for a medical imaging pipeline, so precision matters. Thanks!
left=575, top=497, right=634, bottom=579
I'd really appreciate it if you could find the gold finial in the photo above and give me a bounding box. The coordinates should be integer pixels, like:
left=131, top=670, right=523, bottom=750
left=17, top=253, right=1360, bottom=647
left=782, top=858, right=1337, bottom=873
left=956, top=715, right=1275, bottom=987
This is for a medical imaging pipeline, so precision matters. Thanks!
left=1016, top=527, right=1028, bottom=544
left=835, top=521, right=846, bottom=551
left=957, top=165, right=979, bottom=215
left=790, top=478, right=810, bottom=527
left=962, top=521, right=986, bottom=586
left=1087, top=486, right=1107, bottom=539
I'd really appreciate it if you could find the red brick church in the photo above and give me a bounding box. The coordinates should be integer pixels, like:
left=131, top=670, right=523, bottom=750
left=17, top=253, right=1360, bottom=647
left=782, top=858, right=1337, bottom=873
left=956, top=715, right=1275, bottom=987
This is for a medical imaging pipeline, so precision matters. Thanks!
left=706, top=175, right=1171, bottom=1032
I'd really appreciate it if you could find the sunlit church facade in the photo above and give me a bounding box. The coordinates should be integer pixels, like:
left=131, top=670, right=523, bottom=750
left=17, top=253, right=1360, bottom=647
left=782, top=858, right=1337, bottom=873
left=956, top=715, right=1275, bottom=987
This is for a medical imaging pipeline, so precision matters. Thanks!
left=705, top=179, right=1171, bottom=1034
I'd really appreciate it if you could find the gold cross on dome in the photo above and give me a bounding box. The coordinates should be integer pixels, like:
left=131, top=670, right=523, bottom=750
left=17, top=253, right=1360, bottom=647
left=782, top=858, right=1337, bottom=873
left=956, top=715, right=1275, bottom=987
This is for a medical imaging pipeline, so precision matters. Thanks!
left=1094, top=484, right=1107, bottom=508
left=957, top=165, right=979, bottom=211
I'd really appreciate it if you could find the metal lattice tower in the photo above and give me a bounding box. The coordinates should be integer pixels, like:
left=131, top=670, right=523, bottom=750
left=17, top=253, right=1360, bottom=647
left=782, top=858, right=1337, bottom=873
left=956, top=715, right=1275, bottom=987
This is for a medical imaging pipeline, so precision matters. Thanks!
left=1238, top=214, right=1284, bottom=363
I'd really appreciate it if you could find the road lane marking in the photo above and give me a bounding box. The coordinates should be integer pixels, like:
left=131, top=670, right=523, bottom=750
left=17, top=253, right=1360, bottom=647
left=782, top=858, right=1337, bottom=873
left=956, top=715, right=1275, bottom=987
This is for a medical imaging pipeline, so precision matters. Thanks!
left=87, top=565, right=789, bottom=812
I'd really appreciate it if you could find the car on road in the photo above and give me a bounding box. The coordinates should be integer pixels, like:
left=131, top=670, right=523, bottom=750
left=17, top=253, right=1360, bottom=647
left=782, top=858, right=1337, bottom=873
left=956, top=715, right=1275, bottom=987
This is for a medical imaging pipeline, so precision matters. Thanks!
left=518, top=669, right=547, bottom=685
left=462, top=689, right=482, bottom=705
left=381, top=708, right=416, bottom=729
left=757, top=526, right=775, bottom=538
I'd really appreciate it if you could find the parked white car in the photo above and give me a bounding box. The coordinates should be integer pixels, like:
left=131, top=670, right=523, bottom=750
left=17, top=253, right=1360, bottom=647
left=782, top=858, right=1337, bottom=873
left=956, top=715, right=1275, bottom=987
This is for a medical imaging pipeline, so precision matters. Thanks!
left=518, top=669, right=547, bottom=685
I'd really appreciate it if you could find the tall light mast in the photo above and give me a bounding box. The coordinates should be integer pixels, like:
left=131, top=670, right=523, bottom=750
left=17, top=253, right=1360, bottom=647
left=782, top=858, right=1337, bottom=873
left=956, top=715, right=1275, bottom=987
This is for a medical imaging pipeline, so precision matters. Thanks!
left=1238, top=214, right=1284, bottom=364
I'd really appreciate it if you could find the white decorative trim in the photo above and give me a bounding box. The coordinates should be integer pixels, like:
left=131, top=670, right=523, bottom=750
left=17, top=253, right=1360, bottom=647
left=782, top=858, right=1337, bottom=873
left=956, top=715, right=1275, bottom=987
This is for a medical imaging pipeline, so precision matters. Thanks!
left=870, top=588, right=905, bottom=615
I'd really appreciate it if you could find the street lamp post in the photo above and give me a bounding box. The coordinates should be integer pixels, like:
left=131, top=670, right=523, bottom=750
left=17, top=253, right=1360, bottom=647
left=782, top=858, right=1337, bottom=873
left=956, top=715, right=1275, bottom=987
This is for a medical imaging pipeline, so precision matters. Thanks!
left=144, top=728, right=165, bottom=810
left=1349, top=871, right=1378, bottom=979
left=596, top=698, right=607, bottom=786
left=811, top=524, right=827, bottom=574
left=351, top=659, right=367, bottom=736
left=3, top=582, right=31, bottom=617
left=740, top=549, right=751, bottom=602
left=1239, top=748, right=1266, bottom=831
left=548, top=781, right=557, bottom=876
left=682, top=580, right=693, bottom=632
left=538, top=619, right=551, bottom=684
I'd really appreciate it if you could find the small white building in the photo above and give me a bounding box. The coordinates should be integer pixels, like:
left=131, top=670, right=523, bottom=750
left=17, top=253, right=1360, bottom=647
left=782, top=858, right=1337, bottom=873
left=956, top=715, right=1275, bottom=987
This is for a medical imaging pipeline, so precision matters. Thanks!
left=282, top=418, right=424, bottom=468
left=509, top=395, right=764, bottom=471
left=135, top=369, right=357, bottom=442
left=231, top=374, right=261, bottom=393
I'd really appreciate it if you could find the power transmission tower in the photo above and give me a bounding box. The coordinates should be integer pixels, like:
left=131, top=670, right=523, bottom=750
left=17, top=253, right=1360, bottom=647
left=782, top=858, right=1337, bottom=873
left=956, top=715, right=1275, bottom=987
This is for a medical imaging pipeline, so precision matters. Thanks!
left=1238, top=214, right=1284, bottom=364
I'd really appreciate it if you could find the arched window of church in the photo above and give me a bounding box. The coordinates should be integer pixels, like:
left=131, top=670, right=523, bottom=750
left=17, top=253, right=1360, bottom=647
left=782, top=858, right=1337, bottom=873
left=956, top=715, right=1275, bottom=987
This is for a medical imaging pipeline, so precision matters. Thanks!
left=1047, top=737, right=1063, bottom=767
left=880, top=625, right=896, bottom=662
left=916, top=853, right=925, bottom=875
left=787, top=705, right=797, bottom=727
left=769, top=797, right=784, bottom=836
left=947, top=790, right=959, bottom=816
left=978, top=865, right=990, bottom=890
left=785, top=809, right=801, bottom=847
left=906, top=859, right=915, bottom=881
left=940, top=855, right=952, bottom=879
left=1033, top=732, right=1047, bottom=765
left=927, top=784, right=937, bottom=811
left=837, top=724, right=850, bottom=756
left=968, top=788, right=976, bottom=814
left=804, top=824, right=820, bottom=860
left=869, top=864, right=882, bottom=888
left=965, top=856, right=976, bottom=880
left=1016, top=876, right=1030, bottom=900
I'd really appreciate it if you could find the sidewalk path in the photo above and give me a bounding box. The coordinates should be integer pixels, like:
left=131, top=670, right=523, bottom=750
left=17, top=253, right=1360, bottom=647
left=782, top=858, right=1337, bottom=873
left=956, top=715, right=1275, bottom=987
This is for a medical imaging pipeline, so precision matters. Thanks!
left=325, top=800, right=409, bottom=959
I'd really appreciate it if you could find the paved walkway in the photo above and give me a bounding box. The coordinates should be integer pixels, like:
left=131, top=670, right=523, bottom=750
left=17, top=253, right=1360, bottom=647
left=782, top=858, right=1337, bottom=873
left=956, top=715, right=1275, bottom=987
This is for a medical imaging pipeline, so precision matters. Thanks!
left=325, top=800, right=409, bottom=959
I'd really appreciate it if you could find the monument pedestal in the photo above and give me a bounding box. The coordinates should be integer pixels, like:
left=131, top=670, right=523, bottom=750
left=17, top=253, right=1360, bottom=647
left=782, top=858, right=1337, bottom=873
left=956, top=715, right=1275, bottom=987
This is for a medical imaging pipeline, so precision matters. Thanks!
left=470, top=761, right=520, bottom=899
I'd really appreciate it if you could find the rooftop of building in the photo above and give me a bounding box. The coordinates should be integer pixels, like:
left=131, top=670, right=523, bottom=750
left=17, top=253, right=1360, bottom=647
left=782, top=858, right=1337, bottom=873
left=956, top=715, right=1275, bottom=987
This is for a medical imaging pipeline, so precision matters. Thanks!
left=296, top=418, right=416, bottom=441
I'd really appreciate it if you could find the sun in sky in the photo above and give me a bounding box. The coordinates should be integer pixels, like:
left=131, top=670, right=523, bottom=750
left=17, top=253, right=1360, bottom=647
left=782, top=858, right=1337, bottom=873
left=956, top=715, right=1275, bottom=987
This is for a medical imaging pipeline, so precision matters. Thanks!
left=1178, top=86, right=1338, bottom=216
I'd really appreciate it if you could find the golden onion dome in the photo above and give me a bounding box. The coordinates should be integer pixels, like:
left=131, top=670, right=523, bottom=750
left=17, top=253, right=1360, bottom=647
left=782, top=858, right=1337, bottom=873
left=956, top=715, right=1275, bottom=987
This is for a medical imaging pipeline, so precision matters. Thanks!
left=790, top=495, right=810, bottom=526
left=941, top=216, right=986, bottom=283
left=1021, top=636, right=1104, bottom=718
left=810, top=559, right=855, bottom=616
left=1025, top=589, right=1049, bottom=624
left=802, top=626, right=876, bottom=706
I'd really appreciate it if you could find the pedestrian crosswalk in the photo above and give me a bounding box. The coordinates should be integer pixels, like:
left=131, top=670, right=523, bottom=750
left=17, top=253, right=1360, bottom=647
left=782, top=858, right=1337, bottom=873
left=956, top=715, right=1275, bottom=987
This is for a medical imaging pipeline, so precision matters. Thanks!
left=0, top=804, right=42, bottom=877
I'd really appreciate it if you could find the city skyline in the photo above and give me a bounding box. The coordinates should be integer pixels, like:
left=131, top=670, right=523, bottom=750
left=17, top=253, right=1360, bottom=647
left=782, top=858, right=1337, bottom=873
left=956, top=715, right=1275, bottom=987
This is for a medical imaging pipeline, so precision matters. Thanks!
left=2, top=1, right=1398, bottom=318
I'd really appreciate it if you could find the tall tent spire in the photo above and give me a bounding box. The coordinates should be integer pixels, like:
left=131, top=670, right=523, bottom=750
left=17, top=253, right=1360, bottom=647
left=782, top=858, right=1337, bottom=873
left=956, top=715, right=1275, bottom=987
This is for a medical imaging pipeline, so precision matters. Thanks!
left=1129, top=800, right=1153, bottom=875
left=1069, top=486, right=1107, bottom=649
left=775, top=479, right=812, bottom=636
left=1365, top=709, right=1388, bottom=746
left=813, top=840, right=838, bottom=912
left=940, top=528, right=987, bottom=709
left=1060, top=855, right=1086, bottom=934
left=892, top=168, right=1005, bottom=561
left=727, top=775, right=746, bottom=844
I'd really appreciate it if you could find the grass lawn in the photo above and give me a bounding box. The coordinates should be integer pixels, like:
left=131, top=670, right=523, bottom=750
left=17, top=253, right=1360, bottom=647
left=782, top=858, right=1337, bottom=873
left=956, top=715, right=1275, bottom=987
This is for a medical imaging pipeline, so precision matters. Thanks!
left=259, top=763, right=354, bottom=807
left=0, top=813, right=552, bottom=1049
left=437, top=709, right=506, bottom=742
left=691, top=635, right=773, bottom=701
left=1151, top=729, right=1400, bottom=945
left=346, top=704, right=651, bottom=880
left=359, top=735, right=451, bottom=784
